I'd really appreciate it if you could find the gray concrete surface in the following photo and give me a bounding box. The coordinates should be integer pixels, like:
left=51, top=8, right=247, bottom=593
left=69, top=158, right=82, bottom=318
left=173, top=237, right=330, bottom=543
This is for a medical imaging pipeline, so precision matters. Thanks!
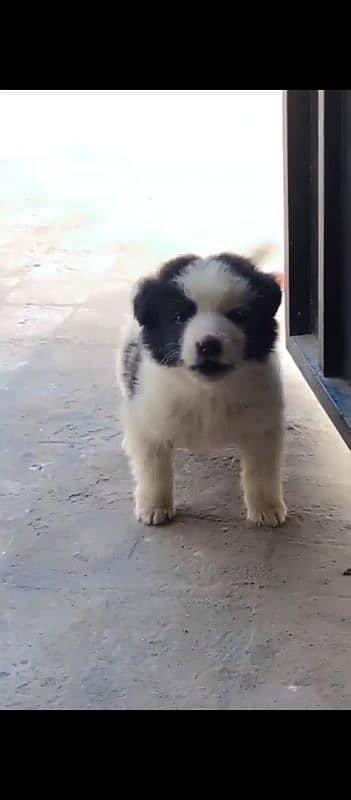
left=1, top=234, right=351, bottom=710
left=1, top=91, right=351, bottom=710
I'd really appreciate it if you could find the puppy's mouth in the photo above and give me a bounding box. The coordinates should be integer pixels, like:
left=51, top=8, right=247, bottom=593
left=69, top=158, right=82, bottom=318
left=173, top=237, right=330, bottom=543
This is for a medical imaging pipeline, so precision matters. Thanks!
left=190, top=361, right=233, bottom=378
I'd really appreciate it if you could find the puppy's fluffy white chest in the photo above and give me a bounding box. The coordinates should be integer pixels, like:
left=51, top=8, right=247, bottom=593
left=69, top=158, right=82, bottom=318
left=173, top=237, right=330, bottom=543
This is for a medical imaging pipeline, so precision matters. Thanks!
left=128, top=352, right=282, bottom=451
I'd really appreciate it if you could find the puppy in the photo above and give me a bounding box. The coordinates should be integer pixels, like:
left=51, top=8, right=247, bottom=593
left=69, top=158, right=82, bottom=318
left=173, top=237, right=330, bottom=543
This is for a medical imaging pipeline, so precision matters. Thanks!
left=118, top=252, right=287, bottom=527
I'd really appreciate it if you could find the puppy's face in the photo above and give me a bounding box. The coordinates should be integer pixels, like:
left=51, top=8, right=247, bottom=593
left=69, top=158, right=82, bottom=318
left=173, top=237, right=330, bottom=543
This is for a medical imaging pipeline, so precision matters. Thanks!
left=133, top=253, right=281, bottom=381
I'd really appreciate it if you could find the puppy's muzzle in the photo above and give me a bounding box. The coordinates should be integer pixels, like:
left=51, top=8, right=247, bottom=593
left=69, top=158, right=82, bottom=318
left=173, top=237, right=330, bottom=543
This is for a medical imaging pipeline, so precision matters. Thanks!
left=191, top=336, right=232, bottom=378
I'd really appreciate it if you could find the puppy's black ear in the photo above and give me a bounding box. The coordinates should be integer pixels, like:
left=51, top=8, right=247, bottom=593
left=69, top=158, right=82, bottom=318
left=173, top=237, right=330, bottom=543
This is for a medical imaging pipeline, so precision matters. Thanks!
left=133, top=278, right=158, bottom=327
left=254, top=272, right=282, bottom=317
left=245, top=272, right=282, bottom=362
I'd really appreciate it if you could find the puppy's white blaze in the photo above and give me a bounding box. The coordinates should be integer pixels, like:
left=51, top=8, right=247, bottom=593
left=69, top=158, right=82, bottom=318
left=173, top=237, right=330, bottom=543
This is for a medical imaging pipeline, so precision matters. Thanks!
left=175, top=258, right=249, bottom=312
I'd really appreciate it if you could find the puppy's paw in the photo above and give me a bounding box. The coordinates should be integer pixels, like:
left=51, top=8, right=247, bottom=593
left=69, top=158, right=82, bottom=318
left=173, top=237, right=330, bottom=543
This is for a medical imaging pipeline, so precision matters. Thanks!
left=247, top=500, right=287, bottom=528
left=136, top=503, right=175, bottom=526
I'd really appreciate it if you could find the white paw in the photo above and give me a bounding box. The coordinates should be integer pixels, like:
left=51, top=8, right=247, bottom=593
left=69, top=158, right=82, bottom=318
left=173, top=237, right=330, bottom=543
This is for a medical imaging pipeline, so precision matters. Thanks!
left=136, top=504, right=175, bottom=526
left=247, top=500, right=287, bottom=527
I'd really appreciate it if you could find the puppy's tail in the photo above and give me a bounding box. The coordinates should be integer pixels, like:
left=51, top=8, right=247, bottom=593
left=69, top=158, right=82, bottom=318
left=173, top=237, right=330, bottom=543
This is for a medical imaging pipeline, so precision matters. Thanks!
left=248, top=242, right=284, bottom=289
left=248, top=242, right=277, bottom=268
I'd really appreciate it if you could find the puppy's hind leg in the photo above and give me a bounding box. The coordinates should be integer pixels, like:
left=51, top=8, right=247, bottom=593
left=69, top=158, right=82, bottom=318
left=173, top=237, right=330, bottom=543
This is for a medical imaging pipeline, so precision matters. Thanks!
left=124, top=431, right=175, bottom=526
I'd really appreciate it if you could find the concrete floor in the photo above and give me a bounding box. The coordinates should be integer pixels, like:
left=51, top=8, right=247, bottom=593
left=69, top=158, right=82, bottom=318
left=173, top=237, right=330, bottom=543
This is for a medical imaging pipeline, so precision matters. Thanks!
left=1, top=92, right=351, bottom=710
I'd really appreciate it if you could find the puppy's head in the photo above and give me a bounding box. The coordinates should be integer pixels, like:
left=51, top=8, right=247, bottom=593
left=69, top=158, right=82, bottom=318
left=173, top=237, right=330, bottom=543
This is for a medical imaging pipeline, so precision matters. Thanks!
left=133, top=253, right=281, bottom=381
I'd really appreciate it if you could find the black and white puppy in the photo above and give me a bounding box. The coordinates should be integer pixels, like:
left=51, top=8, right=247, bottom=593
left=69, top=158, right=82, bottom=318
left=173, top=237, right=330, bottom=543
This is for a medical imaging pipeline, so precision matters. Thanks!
left=118, top=252, right=287, bottom=527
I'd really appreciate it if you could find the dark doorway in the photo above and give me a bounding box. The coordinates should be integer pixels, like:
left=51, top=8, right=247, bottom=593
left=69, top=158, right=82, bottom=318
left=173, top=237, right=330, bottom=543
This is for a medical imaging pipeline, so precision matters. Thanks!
left=284, top=89, right=351, bottom=448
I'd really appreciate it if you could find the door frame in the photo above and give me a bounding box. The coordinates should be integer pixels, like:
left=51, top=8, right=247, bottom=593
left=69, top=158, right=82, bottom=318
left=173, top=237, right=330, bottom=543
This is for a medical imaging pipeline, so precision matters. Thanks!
left=283, top=89, right=351, bottom=448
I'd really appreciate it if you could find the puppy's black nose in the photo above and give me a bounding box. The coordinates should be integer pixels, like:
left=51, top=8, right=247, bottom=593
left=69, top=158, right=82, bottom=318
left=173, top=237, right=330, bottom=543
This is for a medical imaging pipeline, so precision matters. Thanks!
left=196, top=336, right=222, bottom=359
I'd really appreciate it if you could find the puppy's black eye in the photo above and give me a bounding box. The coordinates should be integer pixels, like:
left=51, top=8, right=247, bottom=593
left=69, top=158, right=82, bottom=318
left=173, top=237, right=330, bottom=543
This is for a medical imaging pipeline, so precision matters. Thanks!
left=227, top=307, right=248, bottom=324
left=174, top=312, right=185, bottom=324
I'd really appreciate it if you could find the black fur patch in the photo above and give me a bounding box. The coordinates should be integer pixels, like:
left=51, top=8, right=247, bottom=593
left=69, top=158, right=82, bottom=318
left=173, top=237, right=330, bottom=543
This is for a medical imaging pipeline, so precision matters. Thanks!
left=158, top=254, right=198, bottom=282
left=121, top=338, right=141, bottom=397
left=216, top=252, right=281, bottom=361
left=133, top=255, right=197, bottom=367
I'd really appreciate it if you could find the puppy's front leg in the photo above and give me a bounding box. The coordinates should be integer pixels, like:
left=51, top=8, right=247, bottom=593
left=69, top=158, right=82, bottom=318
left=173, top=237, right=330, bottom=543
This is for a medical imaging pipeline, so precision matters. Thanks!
left=125, top=434, right=175, bottom=526
left=240, top=428, right=287, bottom=527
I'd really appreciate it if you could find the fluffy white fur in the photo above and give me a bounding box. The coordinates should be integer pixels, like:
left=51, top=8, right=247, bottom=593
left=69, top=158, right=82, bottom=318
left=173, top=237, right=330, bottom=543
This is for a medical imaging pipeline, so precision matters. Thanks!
left=118, top=256, right=287, bottom=528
